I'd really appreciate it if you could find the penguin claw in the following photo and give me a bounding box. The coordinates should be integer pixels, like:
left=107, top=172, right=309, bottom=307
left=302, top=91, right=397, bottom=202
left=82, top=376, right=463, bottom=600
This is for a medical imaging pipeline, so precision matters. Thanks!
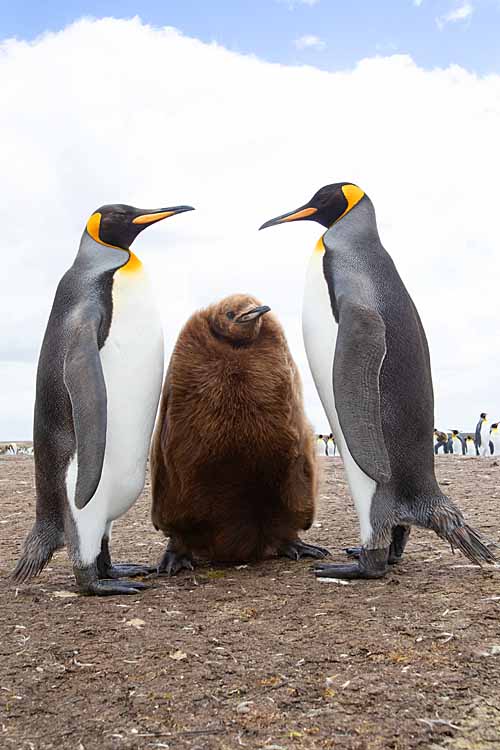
left=343, top=546, right=362, bottom=559
left=157, top=550, right=194, bottom=577
left=280, top=539, right=331, bottom=560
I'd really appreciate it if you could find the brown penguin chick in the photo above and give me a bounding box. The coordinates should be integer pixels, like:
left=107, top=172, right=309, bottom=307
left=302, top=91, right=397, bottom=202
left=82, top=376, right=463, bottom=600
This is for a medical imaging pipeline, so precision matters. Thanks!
left=150, top=293, right=329, bottom=575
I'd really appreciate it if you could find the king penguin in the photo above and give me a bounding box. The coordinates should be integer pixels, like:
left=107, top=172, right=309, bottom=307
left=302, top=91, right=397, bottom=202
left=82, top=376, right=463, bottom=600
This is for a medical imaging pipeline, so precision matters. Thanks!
left=466, top=436, right=476, bottom=456
left=450, top=430, right=465, bottom=456
left=490, top=423, right=500, bottom=455
left=260, top=182, right=494, bottom=579
left=476, top=413, right=491, bottom=457
left=13, top=202, right=194, bottom=595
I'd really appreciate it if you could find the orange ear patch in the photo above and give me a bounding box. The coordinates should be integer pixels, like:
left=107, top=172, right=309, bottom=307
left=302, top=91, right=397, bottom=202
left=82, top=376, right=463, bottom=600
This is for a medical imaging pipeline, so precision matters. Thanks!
left=336, top=184, right=365, bottom=224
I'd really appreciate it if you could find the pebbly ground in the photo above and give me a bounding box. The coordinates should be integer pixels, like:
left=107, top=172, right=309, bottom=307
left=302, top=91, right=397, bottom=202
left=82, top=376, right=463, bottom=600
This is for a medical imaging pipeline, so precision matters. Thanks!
left=0, top=455, right=499, bottom=750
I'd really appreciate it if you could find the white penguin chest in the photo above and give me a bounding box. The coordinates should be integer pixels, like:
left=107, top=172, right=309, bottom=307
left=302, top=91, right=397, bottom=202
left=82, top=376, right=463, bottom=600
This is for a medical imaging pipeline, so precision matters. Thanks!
left=302, top=242, right=377, bottom=545
left=98, top=263, right=164, bottom=504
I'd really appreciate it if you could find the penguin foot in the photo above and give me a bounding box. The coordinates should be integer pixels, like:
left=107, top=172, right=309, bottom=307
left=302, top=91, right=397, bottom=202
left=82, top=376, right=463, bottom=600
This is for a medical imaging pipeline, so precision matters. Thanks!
left=314, top=547, right=389, bottom=580
left=82, top=579, right=150, bottom=596
left=104, top=563, right=156, bottom=579
left=74, top=565, right=149, bottom=596
left=344, top=526, right=410, bottom=565
left=157, top=549, right=194, bottom=577
left=279, top=539, right=330, bottom=560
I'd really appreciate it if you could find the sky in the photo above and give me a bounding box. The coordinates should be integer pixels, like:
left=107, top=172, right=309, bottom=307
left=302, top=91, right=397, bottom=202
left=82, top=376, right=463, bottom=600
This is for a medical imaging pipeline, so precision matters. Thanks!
left=1, top=1, right=500, bottom=439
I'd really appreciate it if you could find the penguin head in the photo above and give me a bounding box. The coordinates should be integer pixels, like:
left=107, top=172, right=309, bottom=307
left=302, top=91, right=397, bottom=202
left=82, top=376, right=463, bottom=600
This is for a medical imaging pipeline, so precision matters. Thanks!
left=208, top=294, right=271, bottom=344
left=259, top=183, right=365, bottom=231
left=480, top=412, right=487, bottom=420
left=492, top=423, right=499, bottom=429
left=451, top=430, right=459, bottom=436
left=85, top=203, right=194, bottom=251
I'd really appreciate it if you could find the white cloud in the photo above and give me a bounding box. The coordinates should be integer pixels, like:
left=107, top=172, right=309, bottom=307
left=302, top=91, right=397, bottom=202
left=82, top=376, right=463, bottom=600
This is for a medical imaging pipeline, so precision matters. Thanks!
left=293, top=34, right=326, bottom=50
left=1, top=19, right=500, bottom=439
left=414, top=0, right=424, bottom=6
left=437, top=1, right=474, bottom=29
left=277, top=0, right=320, bottom=8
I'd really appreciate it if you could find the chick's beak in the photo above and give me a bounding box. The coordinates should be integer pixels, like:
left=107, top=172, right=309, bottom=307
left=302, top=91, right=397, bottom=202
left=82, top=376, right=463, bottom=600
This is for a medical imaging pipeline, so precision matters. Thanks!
left=236, top=305, right=271, bottom=324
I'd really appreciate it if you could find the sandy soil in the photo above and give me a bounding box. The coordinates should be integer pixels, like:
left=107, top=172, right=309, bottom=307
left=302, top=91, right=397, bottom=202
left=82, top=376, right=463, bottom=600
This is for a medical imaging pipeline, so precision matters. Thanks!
left=0, top=455, right=499, bottom=750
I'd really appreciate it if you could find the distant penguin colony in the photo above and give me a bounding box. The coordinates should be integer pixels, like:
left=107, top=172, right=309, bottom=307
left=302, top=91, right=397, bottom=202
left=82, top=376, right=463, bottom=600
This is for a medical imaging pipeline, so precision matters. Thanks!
left=150, top=294, right=328, bottom=571
left=260, top=182, right=495, bottom=579
left=10, top=181, right=497, bottom=595
left=12, top=202, right=194, bottom=595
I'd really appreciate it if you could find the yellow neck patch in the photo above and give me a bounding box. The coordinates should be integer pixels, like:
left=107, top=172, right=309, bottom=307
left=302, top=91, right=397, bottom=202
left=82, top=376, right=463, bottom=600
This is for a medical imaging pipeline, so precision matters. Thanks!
left=314, top=236, right=326, bottom=254
left=119, top=251, right=143, bottom=274
left=334, top=184, right=365, bottom=225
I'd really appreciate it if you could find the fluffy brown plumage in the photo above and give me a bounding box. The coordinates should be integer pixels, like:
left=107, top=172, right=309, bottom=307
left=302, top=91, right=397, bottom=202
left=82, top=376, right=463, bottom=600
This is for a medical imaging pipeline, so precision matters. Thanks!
left=150, top=293, right=328, bottom=574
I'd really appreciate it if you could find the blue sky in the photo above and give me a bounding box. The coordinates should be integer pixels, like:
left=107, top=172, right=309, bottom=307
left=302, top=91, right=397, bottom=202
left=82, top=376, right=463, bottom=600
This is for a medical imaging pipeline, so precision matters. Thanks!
left=2, top=1, right=499, bottom=73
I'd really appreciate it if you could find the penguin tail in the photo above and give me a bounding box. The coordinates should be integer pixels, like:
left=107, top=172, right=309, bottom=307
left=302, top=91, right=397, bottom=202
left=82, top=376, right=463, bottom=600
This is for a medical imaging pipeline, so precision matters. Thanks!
left=425, top=498, right=496, bottom=566
left=11, top=522, right=64, bottom=583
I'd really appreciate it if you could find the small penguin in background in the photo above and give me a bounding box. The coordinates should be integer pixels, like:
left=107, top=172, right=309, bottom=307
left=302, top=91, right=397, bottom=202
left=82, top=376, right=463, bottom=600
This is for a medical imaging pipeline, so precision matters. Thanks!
left=466, top=436, right=476, bottom=456
left=327, top=433, right=336, bottom=456
left=450, top=430, right=465, bottom=456
left=260, top=182, right=494, bottom=579
left=490, top=423, right=500, bottom=455
left=151, top=294, right=328, bottom=573
left=476, top=413, right=490, bottom=457
left=13, top=201, right=194, bottom=595
left=316, top=434, right=328, bottom=456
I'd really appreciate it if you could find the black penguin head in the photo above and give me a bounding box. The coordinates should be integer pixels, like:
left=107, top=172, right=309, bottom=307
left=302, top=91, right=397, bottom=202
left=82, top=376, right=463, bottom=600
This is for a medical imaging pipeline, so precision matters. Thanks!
left=318, top=435, right=323, bottom=439
left=259, top=183, right=365, bottom=231
left=451, top=430, right=459, bottom=436
left=208, top=294, right=271, bottom=345
left=85, top=203, right=195, bottom=251
left=480, top=412, right=487, bottom=420
left=492, top=423, right=498, bottom=429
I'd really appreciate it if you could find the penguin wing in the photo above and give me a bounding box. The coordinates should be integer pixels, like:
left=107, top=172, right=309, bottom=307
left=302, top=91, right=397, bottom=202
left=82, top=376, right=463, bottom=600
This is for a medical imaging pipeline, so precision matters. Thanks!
left=333, top=301, right=392, bottom=483
left=63, top=314, right=107, bottom=510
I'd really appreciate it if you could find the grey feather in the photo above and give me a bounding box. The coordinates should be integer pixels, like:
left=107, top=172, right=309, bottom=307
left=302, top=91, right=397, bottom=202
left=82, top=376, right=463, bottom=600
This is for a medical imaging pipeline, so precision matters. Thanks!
left=333, top=301, right=391, bottom=483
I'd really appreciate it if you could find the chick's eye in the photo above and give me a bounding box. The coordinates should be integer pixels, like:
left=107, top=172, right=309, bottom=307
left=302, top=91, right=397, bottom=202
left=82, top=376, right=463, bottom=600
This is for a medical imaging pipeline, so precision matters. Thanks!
left=226, top=311, right=235, bottom=320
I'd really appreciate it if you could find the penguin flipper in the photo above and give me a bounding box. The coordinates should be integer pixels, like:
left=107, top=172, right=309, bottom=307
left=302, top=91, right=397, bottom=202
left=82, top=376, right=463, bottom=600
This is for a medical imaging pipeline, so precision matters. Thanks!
left=63, top=314, right=107, bottom=510
left=334, top=301, right=391, bottom=483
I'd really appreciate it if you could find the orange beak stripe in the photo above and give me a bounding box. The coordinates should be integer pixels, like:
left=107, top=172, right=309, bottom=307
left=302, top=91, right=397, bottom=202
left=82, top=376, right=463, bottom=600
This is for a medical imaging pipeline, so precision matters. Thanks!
left=279, top=206, right=318, bottom=223
left=132, top=210, right=177, bottom=225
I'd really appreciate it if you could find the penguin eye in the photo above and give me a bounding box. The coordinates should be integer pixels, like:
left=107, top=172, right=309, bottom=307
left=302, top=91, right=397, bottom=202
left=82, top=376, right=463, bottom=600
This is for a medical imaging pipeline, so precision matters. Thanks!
left=226, top=311, right=235, bottom=320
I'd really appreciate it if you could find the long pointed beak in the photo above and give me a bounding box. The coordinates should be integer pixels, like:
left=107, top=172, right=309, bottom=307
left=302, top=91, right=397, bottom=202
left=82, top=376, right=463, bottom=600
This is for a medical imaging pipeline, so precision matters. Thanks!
left=259, top=204, right=317, bottom=231
left=132, top=205, right=195, bottom=225
left=236, top=305, right=271, bottom=324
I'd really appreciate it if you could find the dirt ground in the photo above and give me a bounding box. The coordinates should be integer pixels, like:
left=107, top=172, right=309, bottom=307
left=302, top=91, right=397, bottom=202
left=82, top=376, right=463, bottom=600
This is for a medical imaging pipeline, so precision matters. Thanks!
left=0, top=455, right=499, bottom=750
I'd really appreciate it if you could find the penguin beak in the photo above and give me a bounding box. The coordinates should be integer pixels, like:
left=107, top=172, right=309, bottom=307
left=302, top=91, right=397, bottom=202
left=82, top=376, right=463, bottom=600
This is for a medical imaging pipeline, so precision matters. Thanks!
left=259, top=204, right=317, bottom=230
left=236, top=305, right=271, bottom=324
left=132, top=206, right=195, bottom=225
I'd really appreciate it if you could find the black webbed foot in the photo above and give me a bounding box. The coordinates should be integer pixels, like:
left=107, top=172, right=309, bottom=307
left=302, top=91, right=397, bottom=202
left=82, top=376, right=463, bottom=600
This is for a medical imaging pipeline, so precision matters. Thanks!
left=343, top=526, right=411, bottom=565
left=280, top=539, right=330, bottom=560
left=314, top=547, right=389, bottom=580
left=105, top=563, right=156, bottom=579
left=74, top=564, right=150, bottom=596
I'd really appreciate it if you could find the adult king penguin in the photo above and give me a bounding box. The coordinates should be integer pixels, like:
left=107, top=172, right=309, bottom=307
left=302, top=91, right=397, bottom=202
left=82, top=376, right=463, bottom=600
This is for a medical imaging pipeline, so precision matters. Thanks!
left=13, top=202, right=194, bottom=595
left=260, top=182, right=494, bottom=579
left=475, top=413, right=491, bottom=457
